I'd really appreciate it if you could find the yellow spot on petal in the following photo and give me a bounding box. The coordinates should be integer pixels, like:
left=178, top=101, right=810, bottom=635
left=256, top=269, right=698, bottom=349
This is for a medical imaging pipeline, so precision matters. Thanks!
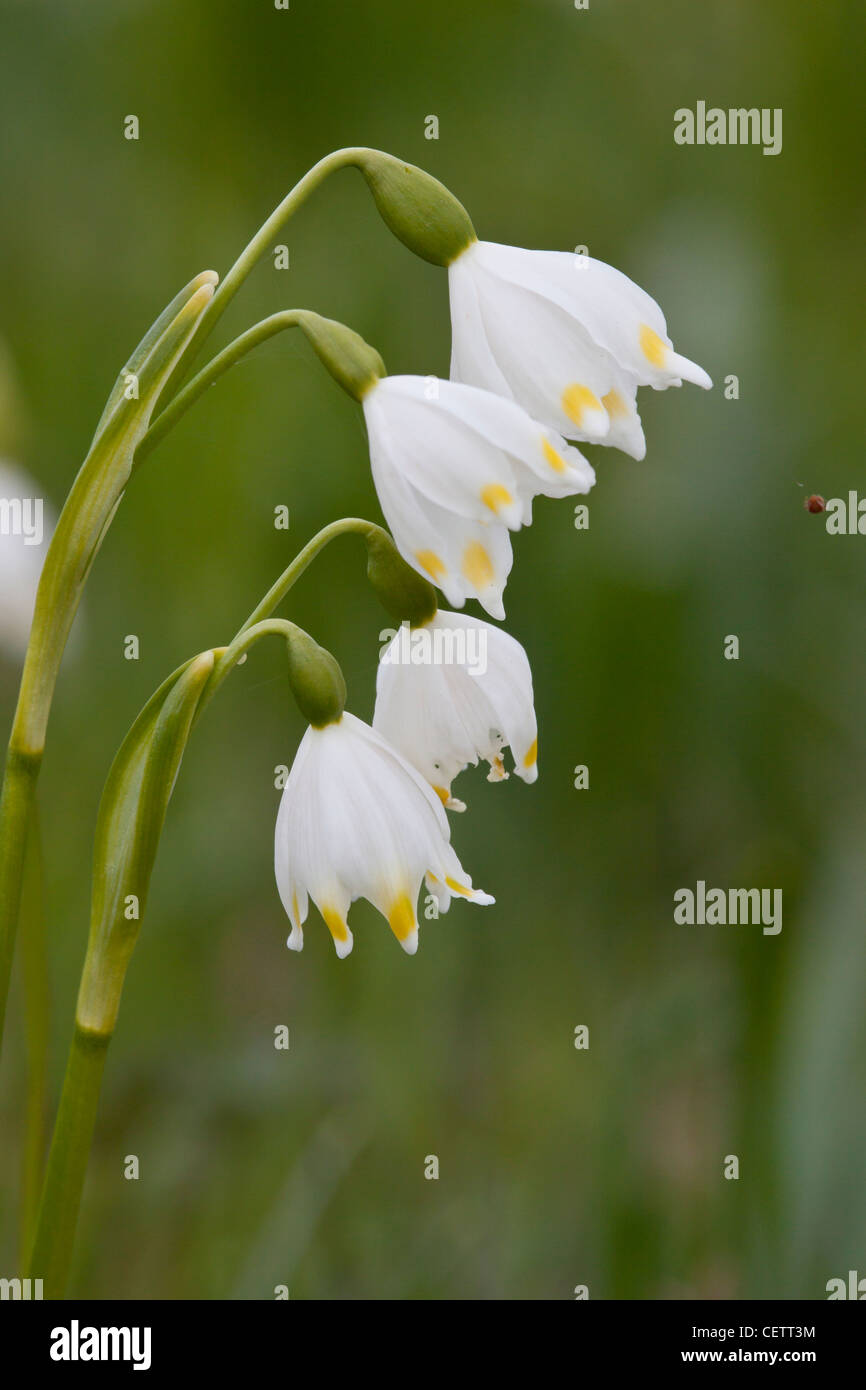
left=322, top=905, right=349, bottom=945
left=291, top=892, right=300, bottom=923
left=433, top=785, right=451, bottom=806
left=639, top=324, right=668, bottom=368
left=523, top=738, right=538, bottom=768
left=462, top=541, right=494, bottom=589
left=562, top=383, right=603, bottom=426
left=416, top=549, right=446, bottom=581
left=445, top=875, right=472, bottom=898
left=388, top=893, right=416, bottom=941
left=602, top=389, right=628, bottom=419
left=480, top=482, right=514, bottom=515
left=542, top=437, right=567, bottom=473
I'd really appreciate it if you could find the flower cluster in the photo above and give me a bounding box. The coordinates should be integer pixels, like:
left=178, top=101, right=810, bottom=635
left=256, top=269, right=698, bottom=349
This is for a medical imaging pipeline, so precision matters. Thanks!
left=276, top=237, right=710, bottom=957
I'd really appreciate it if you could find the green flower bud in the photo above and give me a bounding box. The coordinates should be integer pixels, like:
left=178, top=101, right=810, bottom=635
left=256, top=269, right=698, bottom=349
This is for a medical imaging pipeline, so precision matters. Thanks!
left=297, top=312, right=385, bottom=402
left=286, top=629, right=346, bottom=728
left=364, top=527, right=438, bottom=627
left=352, top=151, right=476, bottom=267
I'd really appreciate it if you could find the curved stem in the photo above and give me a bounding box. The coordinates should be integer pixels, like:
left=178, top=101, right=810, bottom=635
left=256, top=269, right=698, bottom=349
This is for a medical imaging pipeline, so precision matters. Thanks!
left=157, top=146, right=373, bottom=406
left=240, top=517, right=381, bottom=633
left=138, top=310, right=306, bottom=461
left=198, top=618, right=303, bottom=716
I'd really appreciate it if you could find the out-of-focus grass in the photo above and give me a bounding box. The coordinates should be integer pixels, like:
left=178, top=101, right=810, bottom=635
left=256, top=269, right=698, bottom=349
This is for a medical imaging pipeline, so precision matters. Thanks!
left=0, top=0, right=864, bottom=1298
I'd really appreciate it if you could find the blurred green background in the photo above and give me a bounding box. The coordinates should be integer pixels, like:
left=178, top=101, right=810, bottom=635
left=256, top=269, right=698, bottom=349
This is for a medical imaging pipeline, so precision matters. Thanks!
left=1, top=0, right=865, bottom=1300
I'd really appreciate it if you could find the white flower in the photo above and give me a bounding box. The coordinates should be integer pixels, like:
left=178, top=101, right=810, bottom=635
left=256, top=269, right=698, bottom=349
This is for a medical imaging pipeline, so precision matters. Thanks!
left=0, top=460, right=53, bottom=661
left=373, top=610, right=537, bottom=811
left=362, top=374, right=594, bottom=620
left=448, top=240, right=712, bottom=461
left=274, top=710, right=493, bottom=958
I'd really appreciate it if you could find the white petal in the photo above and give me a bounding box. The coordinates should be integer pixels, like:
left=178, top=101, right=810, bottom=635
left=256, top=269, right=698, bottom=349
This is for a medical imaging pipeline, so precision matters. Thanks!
left=274, top=713, right=492, bottom=956
left=468, top=241, right=712, bottom=392
left=372, top=452, right=514, bottom=618
left=366, top=378, right=524, bottom=530
left=456, top=261, right=616, bottom=441
left=411, top=375, right=596, bottom=500
left=374, top=611, right=539, bottom=799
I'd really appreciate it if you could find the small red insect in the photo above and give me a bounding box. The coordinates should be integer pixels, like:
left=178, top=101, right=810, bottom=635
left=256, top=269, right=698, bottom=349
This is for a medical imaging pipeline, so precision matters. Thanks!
left=804, top=494, right=825, bottom=514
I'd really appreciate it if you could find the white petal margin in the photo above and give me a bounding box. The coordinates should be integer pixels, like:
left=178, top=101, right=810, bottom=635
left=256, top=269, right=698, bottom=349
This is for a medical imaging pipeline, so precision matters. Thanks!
left=373, top=610, right=538, bottom=808
left=274, top=711, right=493, bottom=958
left=449, top=241, right=711, bottom=457
left=362, top=375, right=594, bottom=618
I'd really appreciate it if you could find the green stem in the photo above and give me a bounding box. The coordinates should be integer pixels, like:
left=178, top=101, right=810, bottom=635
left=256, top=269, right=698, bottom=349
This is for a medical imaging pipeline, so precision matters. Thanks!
left=18, top=803, right=49, bottom=1268
left=157, top=146, right=372, bottom=405
left=240, top=517, right=380, bottom=632
left=198, top=618, right=305, bottom=715
left=27, top=1026, right=109, bottom=1299
left=138, top=310, right=306, bottom=460
left=0, top=749, right=41, bottom=1052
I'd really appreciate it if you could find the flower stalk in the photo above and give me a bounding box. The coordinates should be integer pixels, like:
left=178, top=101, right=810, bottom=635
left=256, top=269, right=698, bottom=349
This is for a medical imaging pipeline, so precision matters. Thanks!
left=139, top=311, right=384, bottom=460
left=160, top=145, right=473, bottom=398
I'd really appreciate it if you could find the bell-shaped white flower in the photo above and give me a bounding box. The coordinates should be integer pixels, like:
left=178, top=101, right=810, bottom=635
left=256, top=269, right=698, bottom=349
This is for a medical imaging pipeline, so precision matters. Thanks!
left=0, top=460, right=53, bottom=661
left=448, top=240, right=712, bottom=461
left=274, top=710, right=493, bottom=958
left=373, top=610, right=537, bottom=811
left=362, top=374, right=594, bottom=620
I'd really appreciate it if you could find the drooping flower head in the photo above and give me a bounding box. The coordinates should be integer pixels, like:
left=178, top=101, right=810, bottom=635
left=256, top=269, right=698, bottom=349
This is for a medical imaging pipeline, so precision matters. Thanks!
left=362, top=374, right=594, bottom=619
left=449, top=241, right=712, bottom=461
left=274, top=711, right=493, bottom=958
left=374, top=609, right=537, bottom=811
